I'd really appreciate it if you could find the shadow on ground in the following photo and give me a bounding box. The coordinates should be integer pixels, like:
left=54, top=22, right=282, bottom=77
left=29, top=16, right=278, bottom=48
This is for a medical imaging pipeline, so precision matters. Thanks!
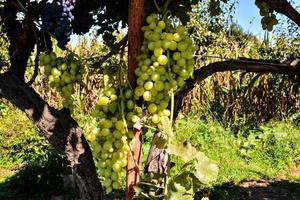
left=0, top=162, right=77, bottom=200
left=0, top=163, right=123, bottom=200
left=1, top=164, right=299, bottom=200
left=196, top=179, right=300, bottom=200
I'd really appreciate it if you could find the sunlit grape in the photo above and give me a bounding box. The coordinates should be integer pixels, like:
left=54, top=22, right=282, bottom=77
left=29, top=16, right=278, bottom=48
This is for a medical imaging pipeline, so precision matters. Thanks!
left=144, top=81, right=154, bottom=90
left=143, top=91, right=152, bottom=101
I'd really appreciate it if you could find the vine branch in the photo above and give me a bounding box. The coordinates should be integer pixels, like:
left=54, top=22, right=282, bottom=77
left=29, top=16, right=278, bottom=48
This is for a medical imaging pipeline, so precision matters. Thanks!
left=174, top=58, right=300, bottom=119
left=93, top=34, right=128, bottom=67
left=262, top=0, right=300, bottom=26
left=4, top=1, right=41, bottom=81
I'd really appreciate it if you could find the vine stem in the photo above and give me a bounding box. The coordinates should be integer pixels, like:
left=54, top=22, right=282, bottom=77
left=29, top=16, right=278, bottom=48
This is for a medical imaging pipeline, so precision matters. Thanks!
left=162, top=10, right=172, bottom=21
left=161, top=50, right=175, bottom=196
left=16, top=0, right=27, bottom=12
left=170, top=90, right=174, bottom=127
left=153, top=0, right=161, bottom=13
left=118, top=35, right=141, bottom=175
left=168, top=50, right=175, bottom=126
left=162, top=0, right=171, bottom=14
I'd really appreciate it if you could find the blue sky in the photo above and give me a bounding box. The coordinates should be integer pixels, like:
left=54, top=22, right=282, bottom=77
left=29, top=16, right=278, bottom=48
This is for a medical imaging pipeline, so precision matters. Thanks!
left=234, top=1, right=263, bottom=36
left=234, top=0, right=300, bottom=37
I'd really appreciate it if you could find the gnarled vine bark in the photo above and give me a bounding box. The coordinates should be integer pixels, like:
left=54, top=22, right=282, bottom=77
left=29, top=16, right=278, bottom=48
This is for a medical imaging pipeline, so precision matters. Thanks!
left=0, top=73, right=103, bottom=200
left=262, top=0, right=300, bottom=26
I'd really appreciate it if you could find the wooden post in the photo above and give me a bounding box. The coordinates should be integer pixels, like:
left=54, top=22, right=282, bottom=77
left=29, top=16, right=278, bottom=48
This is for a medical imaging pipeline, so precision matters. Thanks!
left=126, top=0, right=144, bottom=199
left=128, top=0, right=144, bottom=85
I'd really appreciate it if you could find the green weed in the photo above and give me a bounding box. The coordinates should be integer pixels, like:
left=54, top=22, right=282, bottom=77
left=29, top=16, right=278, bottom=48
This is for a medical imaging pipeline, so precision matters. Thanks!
left=173, top=118, right=300, bottom=184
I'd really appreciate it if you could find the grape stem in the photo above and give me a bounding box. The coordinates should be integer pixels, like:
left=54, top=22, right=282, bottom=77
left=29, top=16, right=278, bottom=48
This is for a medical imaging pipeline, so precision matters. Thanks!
left=153, top=0, right=161, bottom=13
left=170, top=90, right=174, bottom=126
left=162, top=10, right=171, bottom=21
left=162, top=0, right=171, bottom=14
left=16, top=0, right=27, bottom=12
left=142, top=124, right=157, bottom=130
left=166, top=50, right=174, bottom=125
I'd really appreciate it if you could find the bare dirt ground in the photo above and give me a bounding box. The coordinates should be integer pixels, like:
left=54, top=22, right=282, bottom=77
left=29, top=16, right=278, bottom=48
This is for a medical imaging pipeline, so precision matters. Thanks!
left=235, top=180, right=298, bottom=200
left=198, top=166, right=300, bottom=200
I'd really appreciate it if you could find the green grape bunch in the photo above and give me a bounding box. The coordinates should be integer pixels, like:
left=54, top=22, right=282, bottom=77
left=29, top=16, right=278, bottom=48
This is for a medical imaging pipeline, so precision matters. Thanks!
left=134, top=13, right=197, bottom=129
left=86, top=86, right=135, bottom=193
left=85, top=13, right=197, bottom=194
left=255, top=0, right=278, bottom=31
left=39, top=52, right=84, bottom=111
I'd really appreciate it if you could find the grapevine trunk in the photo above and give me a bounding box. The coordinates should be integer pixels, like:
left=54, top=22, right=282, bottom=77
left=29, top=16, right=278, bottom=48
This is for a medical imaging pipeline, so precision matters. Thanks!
left=0, top=73, right=103, bottom=200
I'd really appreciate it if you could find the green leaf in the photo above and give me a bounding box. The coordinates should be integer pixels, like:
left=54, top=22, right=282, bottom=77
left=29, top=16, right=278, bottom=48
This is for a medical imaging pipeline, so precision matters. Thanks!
left=173, top=171, right=193, bottom=191
left=193, top=152, right=219, bottom=184
left=166, top=179, right=194, bottom=200
left=167, top=141, right=198, bottom=162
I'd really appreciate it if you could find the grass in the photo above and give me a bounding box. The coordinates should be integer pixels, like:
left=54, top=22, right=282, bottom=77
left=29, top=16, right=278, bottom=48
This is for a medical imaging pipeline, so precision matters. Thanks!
left=171, top=117, right=300, bottom=199
left=173, top=117, right=300, bottom=184
left=0, top=104, right=71, bottom=199
left=0, top=105, right=33, bottom=168
left=0, top=103, right=299, bottom=199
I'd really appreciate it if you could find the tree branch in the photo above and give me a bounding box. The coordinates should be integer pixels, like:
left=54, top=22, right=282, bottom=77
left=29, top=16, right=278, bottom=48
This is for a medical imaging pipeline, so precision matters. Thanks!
left=174, top=58, right=300, bottom=119
left=4, top=1, right=39, bottom=81
left=0, top=1, right=23, bottom=10
left=263, top=0, right=300, bottom=26
left=0, top=11, right=18, bottom=25
left=93, top=34, right=128, bottom=67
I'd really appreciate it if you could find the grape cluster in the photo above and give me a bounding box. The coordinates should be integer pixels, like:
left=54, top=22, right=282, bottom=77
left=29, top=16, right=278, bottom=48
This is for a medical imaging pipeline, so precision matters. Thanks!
left=86, top=86, right=135, bottom=193
left=85, top=13, right=197, bottom=194
left=39, top=52, right=83, bottom=111
left=255, top=0, right=278, bottom=31
left=134, top=13, right=197, bottom=129
left=40, top=0, right=76, bottom=49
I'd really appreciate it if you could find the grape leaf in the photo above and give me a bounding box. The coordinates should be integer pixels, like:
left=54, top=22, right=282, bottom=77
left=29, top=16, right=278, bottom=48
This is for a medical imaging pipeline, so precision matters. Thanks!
left=192, top=152, right=219, bottom=184
left=166, top=178, right=193, bottom=200
left=173, top=171, right=193, bottom=191
left=167, top=141, right=197, bottom=162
